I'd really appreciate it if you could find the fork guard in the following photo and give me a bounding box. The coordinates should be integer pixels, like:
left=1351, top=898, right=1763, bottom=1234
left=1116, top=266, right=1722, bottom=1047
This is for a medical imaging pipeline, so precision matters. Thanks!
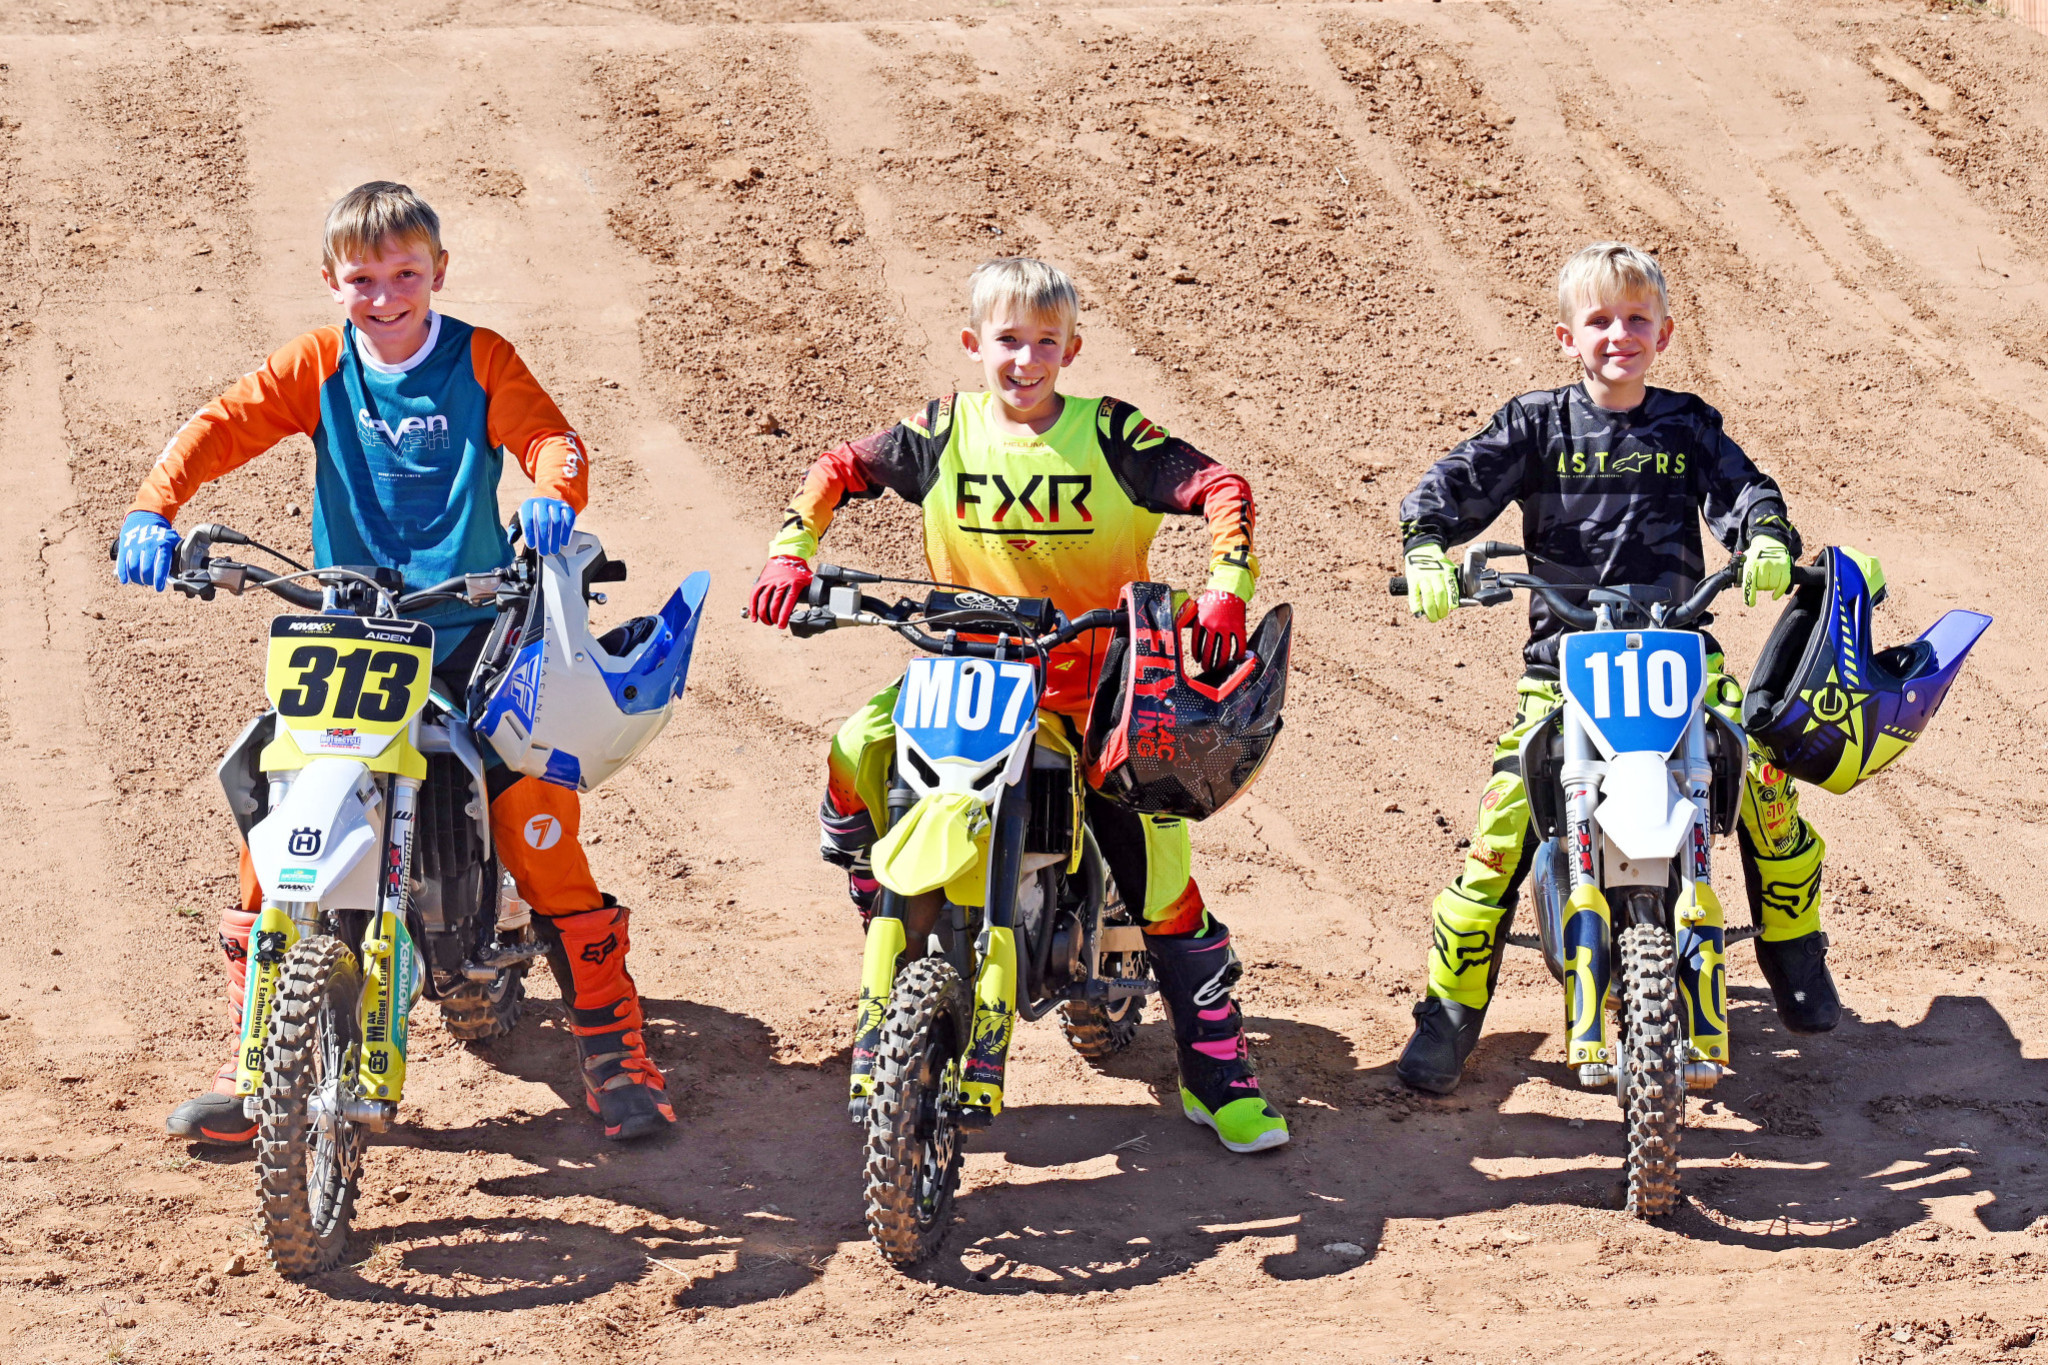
left=870, top=792, right=991, bottom=904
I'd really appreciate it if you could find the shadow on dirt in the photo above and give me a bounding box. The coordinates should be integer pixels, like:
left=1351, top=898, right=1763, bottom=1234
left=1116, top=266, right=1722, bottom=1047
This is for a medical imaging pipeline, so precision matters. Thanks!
left=904, top=990, right=2048, bottom=1294
left=299, top=993, right=858, bottom=1311
left=293, top=983, right=2046, bottom=1306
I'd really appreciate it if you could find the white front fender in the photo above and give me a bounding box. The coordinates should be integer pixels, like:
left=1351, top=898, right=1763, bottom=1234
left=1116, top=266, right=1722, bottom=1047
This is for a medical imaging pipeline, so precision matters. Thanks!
left=1593, top=751, right=1696, bottom=861
left=246, top=759, right=383, bottom=909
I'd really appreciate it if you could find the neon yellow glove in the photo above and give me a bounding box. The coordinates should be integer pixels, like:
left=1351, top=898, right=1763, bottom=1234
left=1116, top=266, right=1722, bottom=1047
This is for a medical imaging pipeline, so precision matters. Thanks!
left=1841, top=546, right=1887, bottom=605
left=1742, top=535, right=1792, bottom=607
left=1405, top=544, right=1459, bottom=624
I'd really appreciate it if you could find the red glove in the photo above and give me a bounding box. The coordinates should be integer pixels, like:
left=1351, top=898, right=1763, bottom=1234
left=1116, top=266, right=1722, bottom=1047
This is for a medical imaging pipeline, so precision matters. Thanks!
left=748, top=555, right=814, bottom=628
left=1190, top=589, right=1248, bottom=672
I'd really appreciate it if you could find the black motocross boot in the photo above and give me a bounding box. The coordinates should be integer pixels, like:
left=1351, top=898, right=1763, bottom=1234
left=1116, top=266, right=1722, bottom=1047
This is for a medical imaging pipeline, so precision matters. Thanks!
left=1395, top=998, right=1490, bottom=1095
left=1755, top=932, right=1841, bottom=1034
left=1395, top=897, right=1513, bottom=1095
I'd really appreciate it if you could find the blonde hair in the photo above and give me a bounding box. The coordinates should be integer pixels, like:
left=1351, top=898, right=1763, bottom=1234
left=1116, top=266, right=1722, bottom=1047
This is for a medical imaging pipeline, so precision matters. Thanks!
left=966, top=256, right=1080, bottom=332
left=323, top=182, right=443, bottom=272
left=1557, top=242, right=1668, bottom=321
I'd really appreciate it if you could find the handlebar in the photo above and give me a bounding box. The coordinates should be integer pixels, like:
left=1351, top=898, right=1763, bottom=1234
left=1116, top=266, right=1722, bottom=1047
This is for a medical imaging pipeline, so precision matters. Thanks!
left=787, top=564, right=1122, bottom=660
left=140, top=521, right=543, bottom=617
left=1387, top=542, right=1826, bottom=631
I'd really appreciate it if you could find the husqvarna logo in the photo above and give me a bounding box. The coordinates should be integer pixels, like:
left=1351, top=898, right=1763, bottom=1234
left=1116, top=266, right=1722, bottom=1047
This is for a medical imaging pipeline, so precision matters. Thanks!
left=524, top=815, right=562, bottom=851
left=358, top=407, right=450, bottom=451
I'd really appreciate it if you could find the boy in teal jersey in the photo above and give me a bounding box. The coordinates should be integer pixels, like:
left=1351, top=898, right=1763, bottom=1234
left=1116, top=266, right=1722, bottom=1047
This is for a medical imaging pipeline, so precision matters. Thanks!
left=117, top=183, right=673, bottom=1144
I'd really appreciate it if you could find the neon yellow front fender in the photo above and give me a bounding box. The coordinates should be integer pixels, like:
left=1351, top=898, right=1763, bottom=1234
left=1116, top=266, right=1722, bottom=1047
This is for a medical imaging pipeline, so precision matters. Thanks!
left=870, top=792, right=991, bottom=905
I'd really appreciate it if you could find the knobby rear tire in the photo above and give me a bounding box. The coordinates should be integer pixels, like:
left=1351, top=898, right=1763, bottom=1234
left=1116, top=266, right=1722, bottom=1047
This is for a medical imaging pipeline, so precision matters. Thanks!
left=1619, top=922, right=1685, bottom=1217
left=862, top=957, right=970, bottom=1266
left=1059, top=882, right=1151, bottom=1062
left=439, top=968, right=526, bottom=1042
left=255, top=935, right=366, bottom=1275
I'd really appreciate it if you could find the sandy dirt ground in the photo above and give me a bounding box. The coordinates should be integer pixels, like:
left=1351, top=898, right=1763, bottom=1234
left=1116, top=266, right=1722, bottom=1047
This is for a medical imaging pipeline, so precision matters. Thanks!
left=2, top=0, right=2048, bottom=1360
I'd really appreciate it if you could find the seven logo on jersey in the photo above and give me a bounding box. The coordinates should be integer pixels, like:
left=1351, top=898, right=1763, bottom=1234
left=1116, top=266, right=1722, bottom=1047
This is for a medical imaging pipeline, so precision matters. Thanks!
left=358, top=407, right=452, bottom=452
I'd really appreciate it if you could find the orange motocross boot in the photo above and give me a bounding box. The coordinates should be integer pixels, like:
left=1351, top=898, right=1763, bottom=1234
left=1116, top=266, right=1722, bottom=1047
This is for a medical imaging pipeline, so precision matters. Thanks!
left=165, top=906, right=260, bottom=1145
left=538, top=901, right=675, bottom=1141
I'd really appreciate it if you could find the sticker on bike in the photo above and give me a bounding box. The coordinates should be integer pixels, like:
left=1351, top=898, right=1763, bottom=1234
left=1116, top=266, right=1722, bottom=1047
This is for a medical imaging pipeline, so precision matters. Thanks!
left=1558, top=629, right=1706, bottom=760
left=264, top=616, right=434, bottom=759
left=892, top=655, right=1039, bottom=764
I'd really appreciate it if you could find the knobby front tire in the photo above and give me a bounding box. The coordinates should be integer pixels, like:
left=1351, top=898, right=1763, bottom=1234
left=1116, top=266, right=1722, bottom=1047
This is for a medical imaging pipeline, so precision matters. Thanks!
left=255, top=935, right=367, bottom=1275
left=1618, top=923, right=1685, bottom=1217
left=862, top=957, right=971, bottom=1266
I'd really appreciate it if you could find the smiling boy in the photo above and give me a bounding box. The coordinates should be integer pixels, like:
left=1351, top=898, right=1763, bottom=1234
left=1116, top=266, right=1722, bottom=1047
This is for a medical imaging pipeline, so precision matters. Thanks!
left=1393, top=242, right=1838, bottom=1094
left=745, top=256, right=1288, bottom=1153
left=118, top=182, right=674, bottom=1145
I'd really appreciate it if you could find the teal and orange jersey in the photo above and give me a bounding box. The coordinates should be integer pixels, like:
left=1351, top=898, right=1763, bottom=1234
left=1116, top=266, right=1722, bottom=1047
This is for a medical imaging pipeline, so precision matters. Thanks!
left=770, top=391, right=1258, bottom=714
left=133, top=313, right=588, bottom=634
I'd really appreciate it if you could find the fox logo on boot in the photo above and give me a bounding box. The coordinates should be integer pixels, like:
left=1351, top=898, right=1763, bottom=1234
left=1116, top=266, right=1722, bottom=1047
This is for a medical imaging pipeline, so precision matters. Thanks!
left=580, top=932, right=619, bottom=965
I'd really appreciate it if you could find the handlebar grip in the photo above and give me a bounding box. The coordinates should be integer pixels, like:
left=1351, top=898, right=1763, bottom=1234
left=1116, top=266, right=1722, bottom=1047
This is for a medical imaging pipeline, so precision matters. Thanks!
left=1388, top=576, right=1408, bottom=597
left=787, top=606, right=837, bottom=639
left=1789, top=565, right=1825, bottom=589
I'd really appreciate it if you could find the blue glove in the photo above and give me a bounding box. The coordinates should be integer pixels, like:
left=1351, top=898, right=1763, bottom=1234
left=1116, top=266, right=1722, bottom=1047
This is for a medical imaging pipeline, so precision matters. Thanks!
left=519, top=498, right=576, bottom=556
left=116, top=510, right=180, bottom=591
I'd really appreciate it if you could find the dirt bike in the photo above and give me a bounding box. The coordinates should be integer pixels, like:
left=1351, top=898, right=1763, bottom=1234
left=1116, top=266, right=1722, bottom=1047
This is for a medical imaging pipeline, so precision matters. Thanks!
left=787, top=565, right=1157, bottom=1264
left=156, top=522, right=626, bottom=1272
left=1396, top=544, right=1822, bottom=1215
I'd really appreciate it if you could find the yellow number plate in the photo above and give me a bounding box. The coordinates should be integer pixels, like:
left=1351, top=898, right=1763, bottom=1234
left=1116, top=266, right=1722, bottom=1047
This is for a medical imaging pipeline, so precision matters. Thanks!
left=265, top=617, right=434, bottom=759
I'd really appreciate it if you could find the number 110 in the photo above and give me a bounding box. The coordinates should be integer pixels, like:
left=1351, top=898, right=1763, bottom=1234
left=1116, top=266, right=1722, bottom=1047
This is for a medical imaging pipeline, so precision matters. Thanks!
left=1582, top=649, right=1689, bottom=721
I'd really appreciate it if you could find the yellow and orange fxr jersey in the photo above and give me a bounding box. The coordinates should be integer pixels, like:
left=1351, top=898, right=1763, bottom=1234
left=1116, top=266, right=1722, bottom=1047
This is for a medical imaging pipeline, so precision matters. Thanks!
left=769, top=391, right=1258, bottom=715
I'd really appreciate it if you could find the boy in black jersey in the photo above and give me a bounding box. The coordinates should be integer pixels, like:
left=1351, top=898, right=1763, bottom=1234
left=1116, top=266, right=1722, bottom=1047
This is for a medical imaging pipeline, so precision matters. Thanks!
left=1393, top=242, right=1838, bottom=1094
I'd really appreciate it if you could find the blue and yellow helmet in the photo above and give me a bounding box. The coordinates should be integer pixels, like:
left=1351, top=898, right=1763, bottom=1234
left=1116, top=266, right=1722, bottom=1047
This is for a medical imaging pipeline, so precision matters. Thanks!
left=1743, top=547, right=1990, bottom=794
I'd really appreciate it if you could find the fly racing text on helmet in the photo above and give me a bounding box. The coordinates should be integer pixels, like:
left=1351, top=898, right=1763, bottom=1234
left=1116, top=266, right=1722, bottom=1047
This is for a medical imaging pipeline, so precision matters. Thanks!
left=1744, top=546, right=1990, bottom=795
left=474, top=530, right=708, bottom=792
left=1083, top=581, right=1290, bottom=820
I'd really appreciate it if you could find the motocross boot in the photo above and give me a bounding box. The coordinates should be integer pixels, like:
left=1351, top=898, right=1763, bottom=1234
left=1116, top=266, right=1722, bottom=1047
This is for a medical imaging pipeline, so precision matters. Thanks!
left=166, top=905, right=259, bottom=1145
left=1755, top=932, right=1840, bottom=1034
left=1740, top=825, right=1837, bottom=1033
left=538, top=901, right=676, bottom=1141
left=1148, top=917, right=1289, bottom=1154
left=819, top=798, right=881, bottom=922
left=1396, top=890, right=1512, bottom=1095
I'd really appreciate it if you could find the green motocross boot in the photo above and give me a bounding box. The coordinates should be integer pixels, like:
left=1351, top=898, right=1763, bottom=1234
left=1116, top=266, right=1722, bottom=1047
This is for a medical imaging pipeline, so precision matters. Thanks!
left=1148, top=918, right=1289, bottom=1154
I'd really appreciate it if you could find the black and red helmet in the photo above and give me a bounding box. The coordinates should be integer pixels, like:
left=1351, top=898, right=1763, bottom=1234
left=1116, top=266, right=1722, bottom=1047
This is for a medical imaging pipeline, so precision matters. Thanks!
left=1083, top=582, right=1291, bottom=820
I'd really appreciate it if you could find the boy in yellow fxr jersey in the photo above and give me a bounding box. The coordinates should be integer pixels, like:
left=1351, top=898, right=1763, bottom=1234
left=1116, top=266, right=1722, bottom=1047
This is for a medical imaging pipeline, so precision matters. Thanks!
left=745, top=258, right=1287, bottom=1154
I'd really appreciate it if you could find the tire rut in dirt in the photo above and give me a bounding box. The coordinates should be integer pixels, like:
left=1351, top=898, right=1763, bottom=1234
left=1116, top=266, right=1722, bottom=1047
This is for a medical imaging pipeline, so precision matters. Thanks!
left=862, top=955, right=970, bottom=1266
left=255, top=935, right=366, bottom=1275
left=1619, top=922, right=1684, bottom=1218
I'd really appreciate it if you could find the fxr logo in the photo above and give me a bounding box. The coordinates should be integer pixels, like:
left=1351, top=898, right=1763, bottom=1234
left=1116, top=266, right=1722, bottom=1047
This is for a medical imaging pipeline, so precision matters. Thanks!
left=954, top=473, right=1093, bottom=528
left=358, top=408, right=451, bottom=450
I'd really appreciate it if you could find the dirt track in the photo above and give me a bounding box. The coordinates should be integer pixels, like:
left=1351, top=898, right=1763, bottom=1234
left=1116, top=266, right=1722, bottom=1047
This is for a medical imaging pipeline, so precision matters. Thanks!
left=3, top=0, right=2048, bottom=1360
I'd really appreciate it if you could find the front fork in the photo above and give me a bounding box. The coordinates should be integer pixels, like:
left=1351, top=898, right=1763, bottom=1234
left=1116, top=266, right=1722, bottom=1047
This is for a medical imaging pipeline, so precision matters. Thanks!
left=846, top=776, right=1027, bottom=1128
left=358, top=776, right=424, bottom=1105
left=849, top=777, right=919, bottom=1121
left=232, top=775, right=424, bottom=1111
left=1674, top=720, right=1730, bottom=1076
left=1560, top=712, right=1614, bottom=1081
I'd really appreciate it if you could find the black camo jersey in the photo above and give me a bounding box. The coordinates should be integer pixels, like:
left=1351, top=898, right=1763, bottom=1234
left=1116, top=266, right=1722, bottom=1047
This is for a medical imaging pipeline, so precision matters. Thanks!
left=1399, top=384, right=1800, bottom=675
